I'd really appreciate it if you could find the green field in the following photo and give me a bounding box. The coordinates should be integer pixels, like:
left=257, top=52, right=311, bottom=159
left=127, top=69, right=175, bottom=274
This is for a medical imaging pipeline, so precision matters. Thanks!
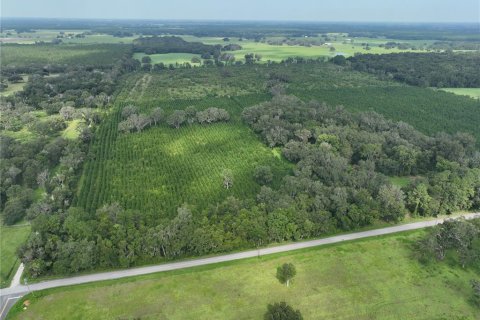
left=133, top=52, right=202, bottom=66
left=0, top=224, right=31, bottom=288
left=0, top=79, right=28, bottom=97
left=75, top=95, right=291, bottom=216
left=440, top=88, right=480, bottom=99
left=1, top=44, right=129, bottom=67
left=8, top=230, right=480, bottom=319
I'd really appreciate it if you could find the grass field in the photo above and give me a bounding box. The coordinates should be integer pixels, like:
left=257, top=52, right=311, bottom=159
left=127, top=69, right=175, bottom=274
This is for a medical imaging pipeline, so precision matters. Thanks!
left=388, top=176, right=412, bottom=188
left=440, top=88, right=480, bottom=100
left=1, top=44, right=129, bottom=67
left=133, top=52, right=202, bottom=66
left=8, top=230, right=480, bottom=319
left=0, top=224, right=31, bottom=288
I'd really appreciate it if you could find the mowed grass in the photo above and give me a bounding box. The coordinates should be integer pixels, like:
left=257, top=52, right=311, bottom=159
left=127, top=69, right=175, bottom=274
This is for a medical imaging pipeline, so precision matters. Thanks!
left=440, top=88, right=480, bottom=100
left=0, top=224, right=31, bottom=288
left=94, top=122, right=291, bottom=217
left=133, top=52, right=202, bottom=66
left=8, top=231, right=480, bottom=319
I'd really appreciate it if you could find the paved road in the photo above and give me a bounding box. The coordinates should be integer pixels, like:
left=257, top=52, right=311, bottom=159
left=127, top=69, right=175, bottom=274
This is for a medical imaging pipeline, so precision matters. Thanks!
left=1, top=212, right=479, bottom=319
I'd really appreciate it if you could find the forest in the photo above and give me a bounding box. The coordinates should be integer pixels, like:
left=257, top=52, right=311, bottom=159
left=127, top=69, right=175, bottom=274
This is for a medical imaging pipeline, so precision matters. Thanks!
left=348, top=52, right=480, bottom=87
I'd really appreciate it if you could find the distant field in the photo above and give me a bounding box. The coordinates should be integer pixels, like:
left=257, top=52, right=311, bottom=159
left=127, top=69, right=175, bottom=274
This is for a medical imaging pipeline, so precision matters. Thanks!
left=0, top=224, right=31, bottom=288
left=440, top=88, right=480, bottom=99
left=1, top=44, right=129, bottom=67
left=133, top=52, right=202, bottom=66
left=9, top=230, right=480, bottom=319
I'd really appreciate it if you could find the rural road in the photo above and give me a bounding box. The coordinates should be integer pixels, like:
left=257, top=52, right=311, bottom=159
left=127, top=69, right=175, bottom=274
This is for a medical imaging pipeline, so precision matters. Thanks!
left=1, top=212, right=479, bottom=319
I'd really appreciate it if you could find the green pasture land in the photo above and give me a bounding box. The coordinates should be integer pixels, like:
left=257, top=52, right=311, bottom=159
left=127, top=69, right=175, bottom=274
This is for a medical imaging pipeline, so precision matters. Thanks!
left=440, top=88, right=480, bottom=100
left=1, top=44, right=129, bottom=67
left=8, top=230, right=479, bottom=319
left=133, top=52, right=202, bottom=66
left=0, top=223, right=31, bottom=288
left=62, top=119, right=84, bottom=140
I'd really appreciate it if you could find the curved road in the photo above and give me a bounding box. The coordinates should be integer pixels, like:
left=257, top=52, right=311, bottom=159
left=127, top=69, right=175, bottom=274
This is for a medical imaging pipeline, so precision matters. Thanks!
left=1, top=212, right=479, bottom=319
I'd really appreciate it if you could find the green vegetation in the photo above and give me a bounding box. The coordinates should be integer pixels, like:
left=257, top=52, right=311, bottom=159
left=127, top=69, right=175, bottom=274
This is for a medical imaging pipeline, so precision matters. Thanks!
left=388, top=176, right=411, bottom=188
left=441, top=88, right=480, bottom=100
left=1, top=44, right=130, bottom=67
left=0, top=223, right=31, bottom=288
left=76, top=112, right=291, bottom=215
left=8, top=231, right=480, bottom=319
left=133, top=52, right=202, bottom=66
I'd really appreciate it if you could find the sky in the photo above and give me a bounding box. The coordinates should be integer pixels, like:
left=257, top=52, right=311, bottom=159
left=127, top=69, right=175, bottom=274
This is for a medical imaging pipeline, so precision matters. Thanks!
left=2, top=0, right=479, bottom=23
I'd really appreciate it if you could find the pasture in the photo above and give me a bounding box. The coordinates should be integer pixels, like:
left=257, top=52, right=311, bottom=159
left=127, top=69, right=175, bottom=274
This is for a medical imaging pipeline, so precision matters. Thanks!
left=1, top=44, right=130, bottom=67
left=133, top=53, right=202, bottom=66
left=440, top=88, right=480, bottom=100
left=0, top=223, right=31, bottom=288
left=8, top=230, right=480, bottom=319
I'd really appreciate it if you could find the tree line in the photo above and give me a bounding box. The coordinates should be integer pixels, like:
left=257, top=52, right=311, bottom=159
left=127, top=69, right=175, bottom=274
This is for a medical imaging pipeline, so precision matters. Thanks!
left=347, top=52, right=480, bottom=88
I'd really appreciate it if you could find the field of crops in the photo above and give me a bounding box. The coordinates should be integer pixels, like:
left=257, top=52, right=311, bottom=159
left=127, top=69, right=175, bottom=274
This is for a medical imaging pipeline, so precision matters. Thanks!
left=1, top=43, right=130, bottom=67
left=75, top=95, right=291, bottom=216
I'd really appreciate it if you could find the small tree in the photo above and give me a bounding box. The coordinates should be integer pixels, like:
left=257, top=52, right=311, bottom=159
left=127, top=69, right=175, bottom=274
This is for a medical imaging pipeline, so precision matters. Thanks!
left=150, top=107, right=164, bottom=125
left=276, top=263, right=296, bottom=287
left=264, top=302, right=303, bottom=320
left=222, top=169, right=234, bottom=189
left=167, top=110, right=186, bottom=129
left=254, top=165, right=273, bottom=185
left=141, top=56, right=152, bottom=63
left=472, top=280, right=480, bottom=305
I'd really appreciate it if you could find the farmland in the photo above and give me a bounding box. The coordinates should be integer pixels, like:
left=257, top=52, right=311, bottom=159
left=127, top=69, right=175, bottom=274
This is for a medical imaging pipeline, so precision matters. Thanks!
left=0, top=43, right=130, bottom=67
left=75, top=62, right=480, bottom=219
left=8, top=230, right=480, bottom=319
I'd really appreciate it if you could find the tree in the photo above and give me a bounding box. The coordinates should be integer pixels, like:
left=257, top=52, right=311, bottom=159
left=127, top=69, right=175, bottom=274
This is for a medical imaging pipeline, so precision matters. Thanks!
left=222, top=169, right=234, bottom=189
left=167, top=110, right=186, bottom=129
left=407, top=183, right=432, bottom=216
left=264, top=302, right=303, bottom=320
left=129, top=114, right=151, bottom=132
left=276, top=263, right=296, bottom=287
left=3, top=198, right=26, bottom=225
left=150, top=107, right=164, bottom=125
left=121, top=105, right=138, bottom=119
left=472, top=280, right=480, bottom=305
left=378, top=185, right=406, bottom=222
left=141, top=56, right=152, bottom=64
left=254, top=165, right=273, bottom=185
left=59, top=106, right=76, bottom=120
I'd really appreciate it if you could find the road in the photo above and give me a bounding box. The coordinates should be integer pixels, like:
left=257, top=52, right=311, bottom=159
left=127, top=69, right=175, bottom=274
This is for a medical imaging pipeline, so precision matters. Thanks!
left=1, top=212, right=479, bottom=319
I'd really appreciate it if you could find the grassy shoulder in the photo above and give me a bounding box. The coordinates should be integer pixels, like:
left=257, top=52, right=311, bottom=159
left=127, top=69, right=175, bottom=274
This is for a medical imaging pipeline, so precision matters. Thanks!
left=0, top=223, right=31, bottom=288
left=8, top=230, right=479, bottom=319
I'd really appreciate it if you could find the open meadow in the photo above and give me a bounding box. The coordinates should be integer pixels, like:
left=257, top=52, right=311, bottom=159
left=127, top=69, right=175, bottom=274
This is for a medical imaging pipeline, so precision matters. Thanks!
left=8, top=230, right=480, bottom=319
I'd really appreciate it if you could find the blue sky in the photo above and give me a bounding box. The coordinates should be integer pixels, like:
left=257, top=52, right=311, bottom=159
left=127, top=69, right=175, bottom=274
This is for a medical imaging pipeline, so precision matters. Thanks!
left=2, top=0, right=479, bottom=22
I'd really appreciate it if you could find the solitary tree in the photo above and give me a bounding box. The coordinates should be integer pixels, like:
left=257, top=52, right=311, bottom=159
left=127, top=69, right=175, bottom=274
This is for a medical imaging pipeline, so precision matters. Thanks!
left=222, top=169, right=234, bottom=190
left=276, top=263, right=296, bottom=287
left=264, top=302, right=303, bottom=320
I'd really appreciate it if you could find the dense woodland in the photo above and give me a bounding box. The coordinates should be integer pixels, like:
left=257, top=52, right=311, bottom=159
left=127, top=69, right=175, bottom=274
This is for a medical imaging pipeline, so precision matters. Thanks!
left=133, top=36, right=222, bottom=57
left=15, top=92, right=480, bottom=277
left=348, top=52, right=480, bottom=88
